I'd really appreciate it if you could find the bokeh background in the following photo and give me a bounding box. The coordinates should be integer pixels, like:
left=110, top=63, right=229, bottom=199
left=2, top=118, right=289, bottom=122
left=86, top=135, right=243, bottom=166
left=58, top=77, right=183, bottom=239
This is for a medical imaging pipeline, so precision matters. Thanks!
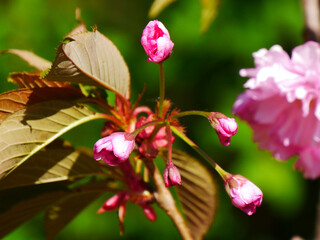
left=0, top=0, right=318, bottom=239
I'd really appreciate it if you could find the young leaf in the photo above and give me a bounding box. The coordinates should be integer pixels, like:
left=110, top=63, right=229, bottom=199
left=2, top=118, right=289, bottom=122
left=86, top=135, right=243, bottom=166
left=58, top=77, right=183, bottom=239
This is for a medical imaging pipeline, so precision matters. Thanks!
left=148, top=0, right=176, bottom=18
left=0, top=141, right=102, bottom=190
left=1, top=49, right=51, bottom=71
left=200, top=0, right=221, bottom=33
left=0, top=183, right=68, bottom=238
left=161, top=149, right=217, bottom=240
left=9, top=72, right=72, bottom=89
left=44, top=190, right=103, bottom=239
left=0, top=87, right=83, bottom=122
left=46, top=30, right=130, bottom=98
left=0, top=100, right=108, bottom=178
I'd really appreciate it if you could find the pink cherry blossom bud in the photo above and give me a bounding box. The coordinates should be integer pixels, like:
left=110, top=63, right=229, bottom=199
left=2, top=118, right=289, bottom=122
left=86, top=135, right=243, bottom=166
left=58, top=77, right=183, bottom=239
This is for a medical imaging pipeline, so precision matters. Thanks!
left=224, top=174, right=263, bottom=215
left=93, top=132, right=135, bottom=166
left=141, top=204, right=157, bottom=221
left=163, top=161, right=181, bottom=187
left=141, top=20, right=174, bottom=63
left=208, top=112, right=238, bottom=146
left=97, top=191, right=128, bottom=214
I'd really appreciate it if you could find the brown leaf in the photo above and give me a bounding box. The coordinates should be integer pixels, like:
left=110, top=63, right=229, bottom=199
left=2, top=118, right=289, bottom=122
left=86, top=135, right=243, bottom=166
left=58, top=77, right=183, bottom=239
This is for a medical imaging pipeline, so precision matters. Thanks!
left=161, top=149, right=217, bottom=240
left=0, top=100, right=108, bottom=178
left=9, top=72, right=72, bottom=89
left=1, top=49, right=51, bottom=71
left=148, top=0, right=176, bottom=18
left=0, top=87, right=83, bottom=122
left=46, top=30, right=131, bottom=98
left=0, top=183, right=68, bottom=238
left=200, top=0, right=221, bottom=33
left=0, top=141, right=102, bottom=190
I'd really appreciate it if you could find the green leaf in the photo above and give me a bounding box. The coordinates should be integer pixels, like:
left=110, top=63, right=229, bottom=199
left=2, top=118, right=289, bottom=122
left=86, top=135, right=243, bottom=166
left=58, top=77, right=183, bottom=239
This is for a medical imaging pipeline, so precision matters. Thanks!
left=0, top=183, right=68, bottom=238
left=161, top=149, right=217, bottom=240
left=148, top=0, right=176, bottom=18
left=0, top=87, right=83, bottom=122
left=0, top=141, right=102, bottom=190
left=200, top=0, right=221, bottom=33
left=1, top=49, right=51, bottom=71
left=0, top=100, right=107, bottom=178
left=46, top=30, right=131, bottom=98
left=44, top=190, right=103, bottom=239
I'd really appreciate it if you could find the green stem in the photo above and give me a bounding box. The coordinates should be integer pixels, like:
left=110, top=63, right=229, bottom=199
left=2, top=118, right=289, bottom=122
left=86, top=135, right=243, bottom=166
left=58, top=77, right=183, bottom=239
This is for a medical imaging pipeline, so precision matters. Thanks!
left=158, top=62, right=165, bottom=117
left=171, top=110, right=210, bottom=119
left=170, top=126, right=230, bottom=180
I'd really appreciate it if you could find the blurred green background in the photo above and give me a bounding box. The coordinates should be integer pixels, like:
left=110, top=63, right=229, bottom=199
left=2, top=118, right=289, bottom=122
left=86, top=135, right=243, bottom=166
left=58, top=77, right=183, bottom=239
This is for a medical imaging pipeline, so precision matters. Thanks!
left=0, top=0, right=318, bottom=239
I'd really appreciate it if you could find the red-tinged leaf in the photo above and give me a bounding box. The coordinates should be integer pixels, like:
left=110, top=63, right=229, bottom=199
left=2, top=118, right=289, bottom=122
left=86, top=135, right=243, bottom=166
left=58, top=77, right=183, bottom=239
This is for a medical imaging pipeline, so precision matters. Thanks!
left=148, top=0, right=176, bottom=18
left=46, top=30, right=131, bottom=98
left=0, top=141, right=102, bottom=190
left=1, top=49, right=51, bottom=71
left=45, top=190, right=103, bottom=240
left=0, top=87, right=83, bottom=122
left=0, top=100, right=108, bottom=178
left=0, top=183, right=69, bottom=238
left=161, top=149, right=217, bottom=240
left=9, top=72, right=72, bottom=89
left=200, top=0, right=221, bottom=33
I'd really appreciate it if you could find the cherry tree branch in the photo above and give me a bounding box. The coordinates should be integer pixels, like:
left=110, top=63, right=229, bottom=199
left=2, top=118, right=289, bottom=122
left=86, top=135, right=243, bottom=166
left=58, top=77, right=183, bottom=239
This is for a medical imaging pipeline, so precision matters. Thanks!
left=302, top=0, right=320, bottom=41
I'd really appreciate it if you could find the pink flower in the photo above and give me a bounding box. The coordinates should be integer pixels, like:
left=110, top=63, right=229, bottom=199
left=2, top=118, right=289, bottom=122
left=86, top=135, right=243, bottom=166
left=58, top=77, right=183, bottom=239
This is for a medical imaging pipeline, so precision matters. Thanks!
left=224, top=175, right=263, bottom=215
left=93, top=132, right=135, bottom=166
left=208, top=112, right=238, bottom=146
left=163, top=161, right=181, bottom=187
left=141, top=20, right=174, bottom=63
left=233, top=41, right=320, bottom=179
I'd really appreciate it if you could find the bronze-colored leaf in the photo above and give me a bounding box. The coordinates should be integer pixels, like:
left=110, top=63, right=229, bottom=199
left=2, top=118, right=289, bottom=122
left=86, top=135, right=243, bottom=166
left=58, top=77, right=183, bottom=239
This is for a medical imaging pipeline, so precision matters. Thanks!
left=200, top=0, right=221, bottom=33
left=1, top=49, right=51, bottom=71
left=9, top=72, right=72, bottom=89
left=0, top=100, right=108, bottom=178
left=161, top=149, right=217, bottom=240
left=148, top=0, right=176, bottom=18
left=0, top=141, right=102, bottom=190
left=46, top=30, right=130, bottom=98
left=0, top=87, right=83, bottom=122
left=45, top=190, right=103, bottom=240
left=0, top=183, right=68, bottom=238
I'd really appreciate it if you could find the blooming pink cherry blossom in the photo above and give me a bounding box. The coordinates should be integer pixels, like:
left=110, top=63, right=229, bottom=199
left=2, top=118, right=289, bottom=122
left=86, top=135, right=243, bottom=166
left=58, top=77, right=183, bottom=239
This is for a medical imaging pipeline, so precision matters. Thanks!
left=93, top=132, right=135, bottom=166
left=224, top=174, right=263, bottom=215
left=163, top=161, right=181, bottom=187
left=141, top=20, right=174, bottom=63
left=208, top=112, right=238, bottom=146
left=233, top=41, right=320, bottom=179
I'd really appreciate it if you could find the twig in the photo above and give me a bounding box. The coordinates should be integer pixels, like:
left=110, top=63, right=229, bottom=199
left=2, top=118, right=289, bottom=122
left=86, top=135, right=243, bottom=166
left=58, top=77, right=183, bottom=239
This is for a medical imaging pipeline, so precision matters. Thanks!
left=301, top=0, right=320, bottom=41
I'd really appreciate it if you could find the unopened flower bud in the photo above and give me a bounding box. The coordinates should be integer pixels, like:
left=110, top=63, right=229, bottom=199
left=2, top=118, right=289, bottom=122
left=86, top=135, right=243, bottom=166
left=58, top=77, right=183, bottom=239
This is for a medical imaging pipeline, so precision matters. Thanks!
left=208, top=112, right=238, bottom=146
left=141, top=204, right=157, bottom=221
left=163, top=161, right=181, bottom=187
left=224, top=174, right=263, bottom=215
left=141, top=20, right=174, bottom=63
left=97, top=191, right=128, bottom=214
left=93, top=132, right=135, bottom=166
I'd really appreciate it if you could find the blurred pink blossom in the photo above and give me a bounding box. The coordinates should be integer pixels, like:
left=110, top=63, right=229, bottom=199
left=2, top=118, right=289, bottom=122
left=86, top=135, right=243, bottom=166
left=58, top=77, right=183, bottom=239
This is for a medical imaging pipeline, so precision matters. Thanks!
left=141, top=20, right=174, bottom=63
left=93, top=132, right=135, bottom=166
left=233, top=41, right=320, bottom=179
left=224, top=174, right=263, bottom=215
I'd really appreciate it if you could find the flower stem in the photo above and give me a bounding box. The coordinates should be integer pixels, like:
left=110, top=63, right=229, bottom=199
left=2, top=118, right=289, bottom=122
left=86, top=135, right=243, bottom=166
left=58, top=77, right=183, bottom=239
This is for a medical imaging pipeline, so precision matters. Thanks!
left=170, top=126, right=230, bottom=180
left=166, top=124, right=173, bottom=163
left=158, top=62, right=165, bottom=117
left=131, top=119, right=165, bottom=137
left=171, top=110, right=210, bottom=119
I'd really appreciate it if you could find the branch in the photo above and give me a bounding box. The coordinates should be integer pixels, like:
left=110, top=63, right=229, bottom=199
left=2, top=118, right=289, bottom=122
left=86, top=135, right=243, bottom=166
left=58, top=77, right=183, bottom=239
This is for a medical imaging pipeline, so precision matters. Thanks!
left=144, top=159, right=193, bottom=240
left=302, top=0, right=320, bottom=41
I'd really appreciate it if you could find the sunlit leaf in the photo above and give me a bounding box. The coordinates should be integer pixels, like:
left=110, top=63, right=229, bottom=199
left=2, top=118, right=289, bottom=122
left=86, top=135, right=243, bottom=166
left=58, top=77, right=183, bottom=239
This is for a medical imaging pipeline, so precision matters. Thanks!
left=9, top=72, right=72, bottom=89
left=161, top=149, right=217, bottom=240
left=45, top=190, right=103, bottom=239
left=0, top=183, right=68, bottom=238
left=46, top=30, right=130, bottom=98
left=148, top=0, right=176, bottom=18
left=0, top=100, right=107, bottom=178
left=200, top=0, right=220, bottom=33
left=0, top=141, right=102, bottom=190
left=1, top=49, right=51, bottom=71
left=0, top=87, right=83, bottom=122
